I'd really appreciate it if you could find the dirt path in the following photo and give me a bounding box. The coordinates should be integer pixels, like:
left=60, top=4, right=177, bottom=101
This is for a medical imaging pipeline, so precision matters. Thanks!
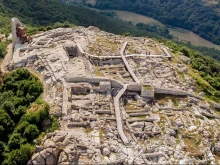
left=1, top=43, right=13, bottom=73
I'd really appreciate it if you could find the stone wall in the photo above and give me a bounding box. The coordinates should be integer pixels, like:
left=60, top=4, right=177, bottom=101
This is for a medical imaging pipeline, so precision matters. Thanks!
left=83, top=57, right=94, bottom=75
left=211, top=101, right=220, bottom=110
left=11, top=18, right=22, bottom=47
left=91, top=59, right=123, bottom=66
left=66, top=76, right=123, bottom=88
left=127, top=83, right=141, bottom=92
left=154, top=87, right=187, bottom=96
left=100, top=81, right=111, bottom=92
left=187, top=93, right=204, bottom=100
left=141, top=85, right=154, bottom=98
left=162, top=47, right=172, bottom=58
left=71, top=83, right=92, bottom=94
left=125, top=84, right=187, bottom=97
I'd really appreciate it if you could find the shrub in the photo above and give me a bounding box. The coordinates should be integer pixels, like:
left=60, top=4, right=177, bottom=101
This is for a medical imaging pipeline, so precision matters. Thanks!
left=23, top=125, right=39, bottom=141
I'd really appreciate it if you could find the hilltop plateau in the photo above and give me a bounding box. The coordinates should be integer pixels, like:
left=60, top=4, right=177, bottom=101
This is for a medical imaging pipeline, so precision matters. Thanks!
left=2, top=23, right=220, bottom=164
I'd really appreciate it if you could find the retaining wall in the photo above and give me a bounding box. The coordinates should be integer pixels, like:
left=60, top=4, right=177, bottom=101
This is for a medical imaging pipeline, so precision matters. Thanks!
left=154, top=87, right=188, bottom=96
left=66, top=76, right=123, bottom=88
left=127, top=83, right=141, bottom=91
left=211, top=101, right=220, bottom=110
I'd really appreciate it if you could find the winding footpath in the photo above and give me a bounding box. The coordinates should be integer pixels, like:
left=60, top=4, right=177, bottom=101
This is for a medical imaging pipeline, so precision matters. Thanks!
left=113, top=84, right=129, bottom=145
left=1, top=43, right=13, bottom=73
left=112, top=42, right=142, bottom=145
left=120, top=42, right=140, bottom=83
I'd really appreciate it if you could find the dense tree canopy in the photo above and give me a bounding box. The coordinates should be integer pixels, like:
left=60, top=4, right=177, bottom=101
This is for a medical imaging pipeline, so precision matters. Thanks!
left=0, top=68, right=57, bottom=165
left=83, top=0, right=220, bottom=45
left=0, top=0, right=159, bottom=36
left=23, top=125, right=39, bottom=142
left=1, top=0, right=220, bottom=61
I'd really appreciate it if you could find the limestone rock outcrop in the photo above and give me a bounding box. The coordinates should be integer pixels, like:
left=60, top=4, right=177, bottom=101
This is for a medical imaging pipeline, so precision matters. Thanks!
left=28, top=131, right=79, bottom=165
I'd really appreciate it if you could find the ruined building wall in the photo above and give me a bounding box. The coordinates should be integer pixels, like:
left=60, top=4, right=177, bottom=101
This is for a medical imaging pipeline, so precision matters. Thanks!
left=66, top=76, right=123, bottom=88
left=154, top=87, right=188, bottom=96
left=11, top=18, right=22, bottom=47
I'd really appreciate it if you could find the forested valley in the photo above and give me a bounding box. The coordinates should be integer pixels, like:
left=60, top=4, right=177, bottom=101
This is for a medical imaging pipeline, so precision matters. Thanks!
left=1, top=0, right=220, bottom=61
left=77, top=0, right=220, bottom=45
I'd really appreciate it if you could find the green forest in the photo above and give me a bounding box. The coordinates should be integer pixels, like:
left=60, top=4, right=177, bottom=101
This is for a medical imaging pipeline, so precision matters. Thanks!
left=1, top=0, right=220, bottom=61
left=81, top=0, right=220, bottom=45
left=0, top=0, right=167, bottom=38
left=163, top=40, right=220, bottom=102
left=0, top=69, right=58, bottom=165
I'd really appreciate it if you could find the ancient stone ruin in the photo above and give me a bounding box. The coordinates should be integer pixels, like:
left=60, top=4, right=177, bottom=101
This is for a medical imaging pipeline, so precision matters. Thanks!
left=11, top=18, right=32, bottom=48
left=3, top=18, right=220, bottom=165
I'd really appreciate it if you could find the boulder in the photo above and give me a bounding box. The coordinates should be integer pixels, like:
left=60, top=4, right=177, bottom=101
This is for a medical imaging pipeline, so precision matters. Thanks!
left=58, top=151, right=68, bottom=163
left=35, top=146, right=43, bottom=152
left=44, top=139, right=56, bottom=148
left=211, top=101, right=220, bottom=110
left=53, top=132, right=67, bottom=142
left=180, top=55, right=190, bottom=64
left=39, top=149, right=48, bottom=159
left=199, top=103, right=210, bottom=110
left=50, top=106, right=62, bottom=117
left=46, top=154, right=56, bottom=165
left=103, top=148, right=110, bottom=156
left=31, top=153, right=45, bottom=165
left=197, top=160, right=207, bottom=165
left=175, top=119, right=183, bottom=127
left=179, top=157, right=193, bottom=165
left=110, top=145, right=117, bottom=152
left=165, top=128, right=176, bottom=136
left=180, top=67, right=188, bottom=73
left=158, top=157, right=166, bottom=164
left=214, top=142, right=220, bottom=155
left=130, top=122, right=145, bottom=129
left=144, top=122, right=154, bottom=131
left=46, top=132, right=55, bottom=139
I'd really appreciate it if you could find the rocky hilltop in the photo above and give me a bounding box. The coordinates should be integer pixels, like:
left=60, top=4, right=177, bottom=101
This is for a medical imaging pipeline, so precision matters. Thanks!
left=5, top=25, right=220, bottom=164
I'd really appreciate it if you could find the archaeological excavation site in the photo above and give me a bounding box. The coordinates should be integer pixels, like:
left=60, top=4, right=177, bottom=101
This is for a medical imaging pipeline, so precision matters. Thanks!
left=3, top=18, right=220, bottom=165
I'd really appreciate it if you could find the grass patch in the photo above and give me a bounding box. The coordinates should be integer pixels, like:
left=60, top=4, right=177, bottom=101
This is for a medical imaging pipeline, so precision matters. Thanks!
left=94, top=70, right=104, bottom=77
left=137, top=115, right=146, bottom=119
left=48, top=116, right=60, bottom=132
left=155, top=93, right=187, bottom=106
left=157, top=114, right=166, bottom=128
left=187, top=68, right=215, bottom=92
left=85, top=127, right=93, bottom=134
left=183, top=137, right=203, bottom=156
left=0, top=40, right=10, bottom=58
left=171, top=97, right=178, bottom=107
left=99, top=128, right=107, bottom=145
left=143, top=85, right=153, bottom=90
left=89, top=37, right=121, bottom=55
left=126, top=44, right=135, bottom=54
left=124, top=102, right=141, bottom=111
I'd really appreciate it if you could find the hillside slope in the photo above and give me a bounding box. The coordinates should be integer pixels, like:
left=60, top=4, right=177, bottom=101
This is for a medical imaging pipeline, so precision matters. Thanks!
left=1, top=0, right=220, bottom=62
left=66, top=0, right=220, bottom=45
left=0, top=0, right=167, bottom=38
